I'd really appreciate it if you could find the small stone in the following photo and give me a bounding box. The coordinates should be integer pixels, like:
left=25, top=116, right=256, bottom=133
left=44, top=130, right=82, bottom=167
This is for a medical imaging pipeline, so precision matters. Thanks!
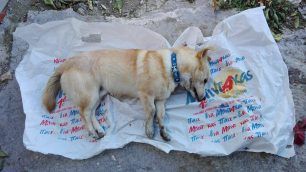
left=0, top=71, right=12, bottom=82
left=111, top=155, right=117, bottom=161
left=88, top=0, right=93, bottom=10
left=101, top=4, right=107, bottom=10
left=96, top=162, right=100, bottom=166
left=77, top=8, right=86, bottom=16
left=298, top=6, right=306, bottom=20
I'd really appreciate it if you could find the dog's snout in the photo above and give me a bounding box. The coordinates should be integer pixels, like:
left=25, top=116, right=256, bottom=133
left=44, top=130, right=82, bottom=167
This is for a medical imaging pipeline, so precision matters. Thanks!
left=193, top=87, right=205, bottom=102
left=196, top=94, right=205, bottom=102
left=199, top=96, right=206, bottom=102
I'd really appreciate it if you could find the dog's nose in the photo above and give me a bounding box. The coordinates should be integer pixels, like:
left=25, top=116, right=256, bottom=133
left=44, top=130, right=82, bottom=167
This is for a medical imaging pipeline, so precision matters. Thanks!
left=197, top=96, right=206, bottom=102
left=200, top=96, right=206, bottom=102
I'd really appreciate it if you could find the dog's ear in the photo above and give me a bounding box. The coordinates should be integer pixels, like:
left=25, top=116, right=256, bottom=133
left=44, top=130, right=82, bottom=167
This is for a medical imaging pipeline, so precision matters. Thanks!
left=196, top=48, right=210, bottom=61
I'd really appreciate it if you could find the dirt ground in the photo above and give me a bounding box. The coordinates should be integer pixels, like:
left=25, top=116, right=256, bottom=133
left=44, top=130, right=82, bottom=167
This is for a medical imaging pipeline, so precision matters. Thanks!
left=0, top=0, right=306, bottom=171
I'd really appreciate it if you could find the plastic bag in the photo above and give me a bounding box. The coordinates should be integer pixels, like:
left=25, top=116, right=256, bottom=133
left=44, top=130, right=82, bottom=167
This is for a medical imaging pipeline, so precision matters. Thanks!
left=14, top=7, right=295, bottom=159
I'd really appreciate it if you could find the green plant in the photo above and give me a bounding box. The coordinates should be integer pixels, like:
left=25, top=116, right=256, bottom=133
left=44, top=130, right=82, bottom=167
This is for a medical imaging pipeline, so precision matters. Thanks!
left=217, top=0, right=302, bottom=41
left=114, top=0, right=123, bottom=13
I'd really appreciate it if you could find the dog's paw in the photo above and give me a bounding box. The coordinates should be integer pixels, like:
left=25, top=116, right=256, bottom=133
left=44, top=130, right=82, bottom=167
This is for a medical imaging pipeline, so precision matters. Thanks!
left=94, top=125, right=105, bottom=138
left=146, top=129, right=154, bottom=139
left=88, top=130, right=100, bottom=139
left=160, top=127, right=171, bottom=142
left=145, top=121, right=155, bottom=139
left=96, top=130, right=105, bottom=139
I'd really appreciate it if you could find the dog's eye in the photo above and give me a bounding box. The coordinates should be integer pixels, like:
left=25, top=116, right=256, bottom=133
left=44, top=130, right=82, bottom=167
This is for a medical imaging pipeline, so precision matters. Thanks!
left=204, top=79, right=207, bottom=84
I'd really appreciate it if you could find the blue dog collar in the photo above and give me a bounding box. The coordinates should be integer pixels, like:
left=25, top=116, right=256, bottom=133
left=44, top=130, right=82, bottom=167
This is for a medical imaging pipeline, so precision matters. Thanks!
left=171, top=52, right=180, bottom=83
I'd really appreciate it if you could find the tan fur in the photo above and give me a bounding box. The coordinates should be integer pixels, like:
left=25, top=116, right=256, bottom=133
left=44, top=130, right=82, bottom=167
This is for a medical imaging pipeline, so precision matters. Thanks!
left=42, top=72, right=60, bottom=112
left=43, top=47, right=211, bottom=140
left=43, top=66, right=65, bottom=112
left=156, top=52, right=169, bottom=87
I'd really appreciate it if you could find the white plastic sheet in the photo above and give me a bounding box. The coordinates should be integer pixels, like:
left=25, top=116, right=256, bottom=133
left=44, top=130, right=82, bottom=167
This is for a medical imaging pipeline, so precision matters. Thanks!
left=15, top=7, right=295, bottom=159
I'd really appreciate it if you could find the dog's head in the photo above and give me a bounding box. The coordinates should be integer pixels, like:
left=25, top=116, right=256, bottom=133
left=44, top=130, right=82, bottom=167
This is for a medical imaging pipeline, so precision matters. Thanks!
left=177, top=47, right=211, bottom=101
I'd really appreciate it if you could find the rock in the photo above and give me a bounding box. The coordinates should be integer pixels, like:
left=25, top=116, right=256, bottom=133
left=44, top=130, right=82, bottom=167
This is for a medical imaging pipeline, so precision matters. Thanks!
left=111, top=155, right=117, bottom=161
left=0, top=31, right=6, bottom=63
left=88, top=0, right=93, bottom=10
left=101, top=4, right=107, bottom=10
left=0, top=30, right=10, bottom=82
left=298, top=5, right=306, bottom=20
left=0, top=71, right=12, bottom=82
left=77, top=7, right=86, bottom=16
left=288, top=0, right=301, bottom=6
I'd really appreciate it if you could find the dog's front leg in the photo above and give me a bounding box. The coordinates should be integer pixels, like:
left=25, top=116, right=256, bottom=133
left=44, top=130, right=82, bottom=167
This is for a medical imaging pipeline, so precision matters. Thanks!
left=139, top=94, right=155, bottom=139
left=156, top=100, right=170, bottom=141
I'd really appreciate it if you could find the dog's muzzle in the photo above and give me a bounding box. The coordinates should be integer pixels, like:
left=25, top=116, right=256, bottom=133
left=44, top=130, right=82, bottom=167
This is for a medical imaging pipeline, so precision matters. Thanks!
left=193, top=87, right=206, bottom=102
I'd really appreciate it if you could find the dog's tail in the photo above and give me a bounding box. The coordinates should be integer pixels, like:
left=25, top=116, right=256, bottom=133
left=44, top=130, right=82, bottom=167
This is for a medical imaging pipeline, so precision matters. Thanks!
left=42, top=66, right=64, bottom=113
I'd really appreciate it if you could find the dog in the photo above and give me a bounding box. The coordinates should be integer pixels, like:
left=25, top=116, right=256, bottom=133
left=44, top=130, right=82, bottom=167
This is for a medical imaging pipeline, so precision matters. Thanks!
left=42, top=46, right=211, bottom=141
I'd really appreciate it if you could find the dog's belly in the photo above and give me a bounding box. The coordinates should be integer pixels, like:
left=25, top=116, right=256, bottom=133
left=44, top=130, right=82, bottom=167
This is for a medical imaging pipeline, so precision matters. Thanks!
left=93, top=60, right=138, bottom=98
left=102, top=78, right=138, bottom=98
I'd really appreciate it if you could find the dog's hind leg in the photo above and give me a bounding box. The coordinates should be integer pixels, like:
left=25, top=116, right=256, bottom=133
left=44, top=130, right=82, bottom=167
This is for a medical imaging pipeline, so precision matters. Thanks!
left=78, top=89, right=102, bottom=139
left=61, top=70, right=100, bottom=139
left=139, top=93, right=156, bottom=139
left=91, top=89, right=108, bottom=138
left=90, top=99, right=105, bottom=138
left=80, top=106, right=99, bottom=138
left=91, top=99, right=105, bottom=138
left=156, top=100, right=170, bottom=141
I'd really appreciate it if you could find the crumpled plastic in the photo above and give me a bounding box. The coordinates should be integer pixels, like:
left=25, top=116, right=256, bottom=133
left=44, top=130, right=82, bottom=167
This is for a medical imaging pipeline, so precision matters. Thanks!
left=14, top=7, right=296, bottom=159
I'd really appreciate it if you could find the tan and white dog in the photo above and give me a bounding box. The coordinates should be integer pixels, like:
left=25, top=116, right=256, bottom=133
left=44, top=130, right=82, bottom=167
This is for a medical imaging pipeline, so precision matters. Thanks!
left=43, top=46, right=210, bottom=141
